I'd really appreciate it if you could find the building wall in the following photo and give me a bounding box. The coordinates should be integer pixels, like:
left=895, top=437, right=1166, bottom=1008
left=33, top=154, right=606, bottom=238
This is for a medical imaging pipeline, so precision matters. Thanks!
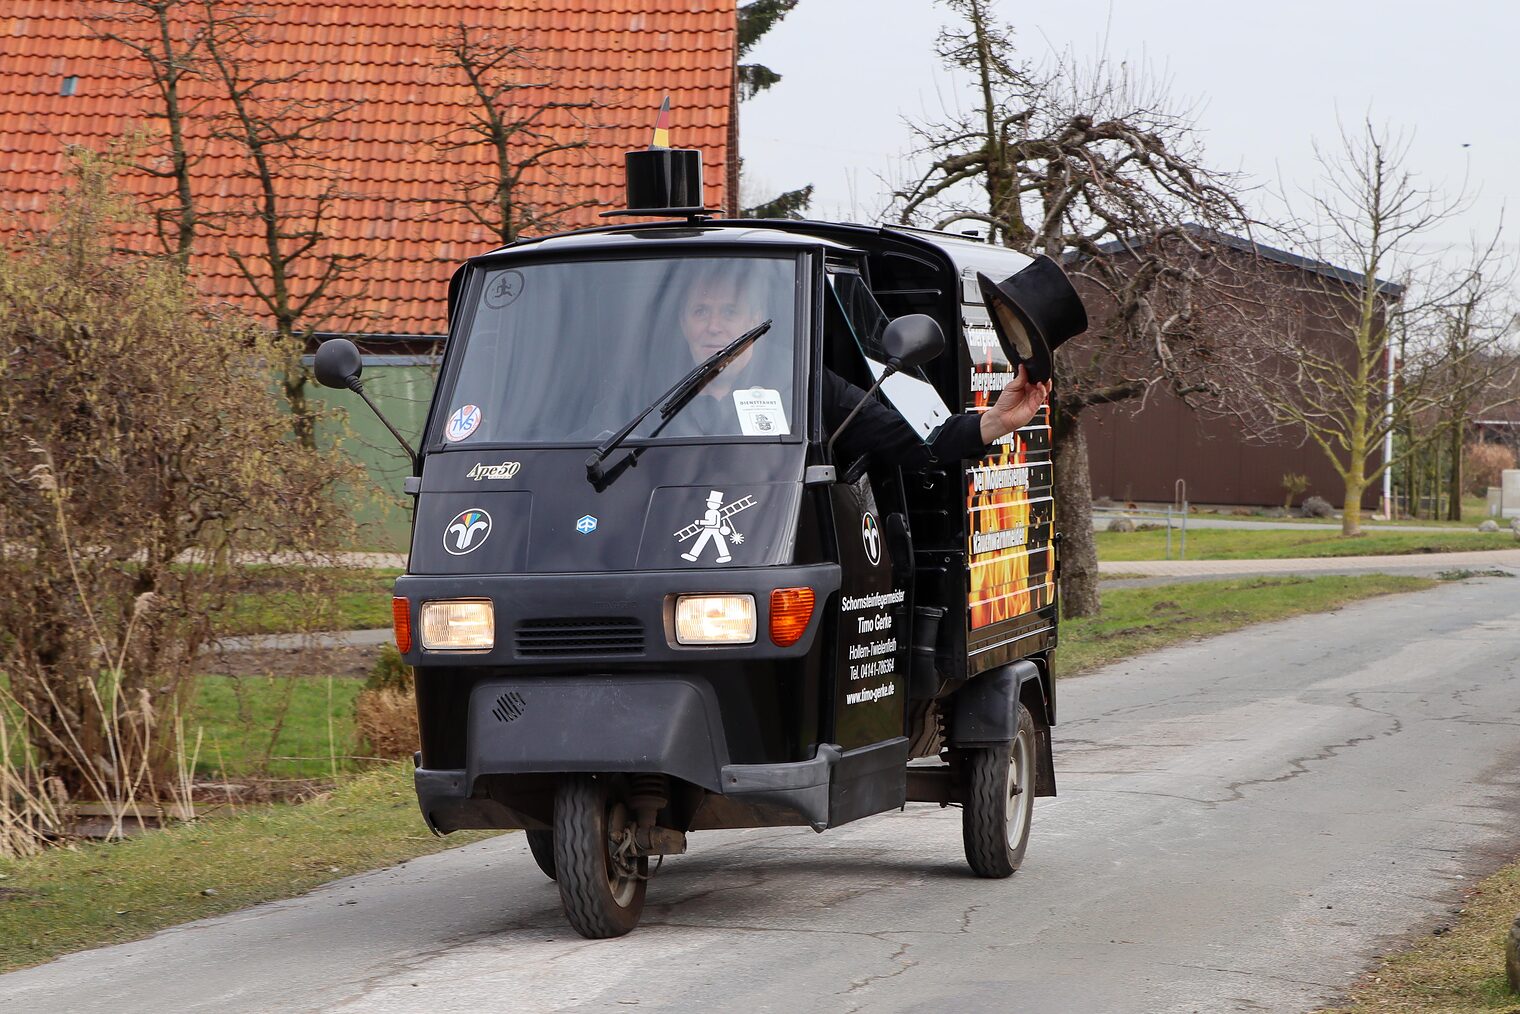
left=306, top=359, right=438, bottom=550
left=1082, top=394, right=1377, bottom=508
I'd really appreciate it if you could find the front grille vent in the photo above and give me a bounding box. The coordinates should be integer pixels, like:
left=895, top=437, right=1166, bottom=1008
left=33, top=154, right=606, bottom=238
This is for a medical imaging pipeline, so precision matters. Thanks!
left=515, top=617, right=645, bottom=657
left=491, top=691, right=526, bottom=723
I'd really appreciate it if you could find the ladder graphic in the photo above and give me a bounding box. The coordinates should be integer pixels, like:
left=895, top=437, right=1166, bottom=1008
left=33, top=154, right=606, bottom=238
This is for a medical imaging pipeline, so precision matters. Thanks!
left=674, top=494, right=757, bottom=542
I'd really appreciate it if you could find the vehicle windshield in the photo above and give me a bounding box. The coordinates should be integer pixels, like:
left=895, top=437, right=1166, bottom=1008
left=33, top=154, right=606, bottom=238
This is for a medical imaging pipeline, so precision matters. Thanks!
left=438, top=254, right=799, bottom=445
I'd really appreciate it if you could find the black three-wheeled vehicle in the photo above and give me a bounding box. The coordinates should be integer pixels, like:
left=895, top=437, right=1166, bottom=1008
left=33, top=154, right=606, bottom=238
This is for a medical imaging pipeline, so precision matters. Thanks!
left=316, top=147, right=1085, bottom=938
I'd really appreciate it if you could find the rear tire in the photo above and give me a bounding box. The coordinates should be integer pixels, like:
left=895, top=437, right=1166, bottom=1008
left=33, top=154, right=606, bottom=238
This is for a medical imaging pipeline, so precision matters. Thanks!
left=553, top=774, right=647, bottom=938
left=525, top=829, right=557, bottom=881
left=960, top=706, right=1036, bottom=878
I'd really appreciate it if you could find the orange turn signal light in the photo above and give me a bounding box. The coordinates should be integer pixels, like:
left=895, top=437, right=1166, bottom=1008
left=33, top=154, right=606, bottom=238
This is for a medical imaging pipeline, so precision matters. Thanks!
left=392, top=596, right=412, bottom=654
left=769, top=587, right=815, bottom=647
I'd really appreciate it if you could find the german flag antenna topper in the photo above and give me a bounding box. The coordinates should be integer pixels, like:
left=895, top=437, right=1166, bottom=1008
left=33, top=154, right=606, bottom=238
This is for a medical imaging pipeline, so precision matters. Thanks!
left=650, top=96, right=672, bottom=149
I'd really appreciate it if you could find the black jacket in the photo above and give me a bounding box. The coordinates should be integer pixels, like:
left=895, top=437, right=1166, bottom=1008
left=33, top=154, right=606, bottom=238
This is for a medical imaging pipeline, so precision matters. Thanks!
left=822, top=370, right=990, bottom=470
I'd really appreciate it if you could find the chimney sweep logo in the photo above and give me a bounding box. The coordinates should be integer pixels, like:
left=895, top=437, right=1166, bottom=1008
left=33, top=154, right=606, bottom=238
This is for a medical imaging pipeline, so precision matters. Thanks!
left=444, top=508, right=492, bottom=555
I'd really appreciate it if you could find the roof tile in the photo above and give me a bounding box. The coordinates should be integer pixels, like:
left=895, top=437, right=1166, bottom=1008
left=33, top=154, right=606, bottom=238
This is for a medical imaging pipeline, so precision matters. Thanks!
left=1, top=0, right=735, bottom=335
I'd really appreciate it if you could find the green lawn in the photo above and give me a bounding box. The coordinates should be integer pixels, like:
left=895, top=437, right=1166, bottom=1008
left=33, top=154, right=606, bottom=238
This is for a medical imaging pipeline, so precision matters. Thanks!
left=1095, top=527, right=1514, bottom=562
left=0, top=762, right=495, bottom=974
left=192, top=674, right=366, bottom=779
left=219, top=567, right=398, bottom=636
left=1060, top=574, right=1437, bottom=676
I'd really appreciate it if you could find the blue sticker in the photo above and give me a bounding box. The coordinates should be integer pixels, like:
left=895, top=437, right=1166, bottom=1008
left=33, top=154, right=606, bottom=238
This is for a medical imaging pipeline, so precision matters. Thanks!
left=575, top=515, right=598, bottom=535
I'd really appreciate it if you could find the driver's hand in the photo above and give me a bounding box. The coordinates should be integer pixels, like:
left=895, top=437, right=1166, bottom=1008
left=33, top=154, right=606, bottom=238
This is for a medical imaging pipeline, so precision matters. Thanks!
left=979, top=365, right=1051, bottom=444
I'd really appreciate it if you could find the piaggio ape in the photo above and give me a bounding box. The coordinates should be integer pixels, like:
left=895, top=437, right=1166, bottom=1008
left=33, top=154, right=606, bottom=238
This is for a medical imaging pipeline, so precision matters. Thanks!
left=315, top=144, right=1087, bottom=938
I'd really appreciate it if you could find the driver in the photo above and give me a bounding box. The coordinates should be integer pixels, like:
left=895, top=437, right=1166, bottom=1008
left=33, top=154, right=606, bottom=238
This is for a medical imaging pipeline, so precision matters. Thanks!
left=676, top=263, right=1051, bottom=467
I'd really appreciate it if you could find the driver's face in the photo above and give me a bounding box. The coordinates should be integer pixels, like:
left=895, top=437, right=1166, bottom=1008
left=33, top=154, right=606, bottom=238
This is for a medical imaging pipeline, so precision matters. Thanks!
left=681, top=277, right=759, bottom=362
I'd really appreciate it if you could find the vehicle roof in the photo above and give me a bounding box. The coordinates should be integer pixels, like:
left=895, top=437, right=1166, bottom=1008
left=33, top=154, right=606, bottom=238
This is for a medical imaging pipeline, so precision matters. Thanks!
left=467, top=221, right=861, bottom=264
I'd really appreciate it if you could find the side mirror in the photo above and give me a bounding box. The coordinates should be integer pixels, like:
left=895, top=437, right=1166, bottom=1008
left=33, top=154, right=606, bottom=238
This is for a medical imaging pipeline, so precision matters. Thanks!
left=314, top=338, right=363, bottom=390
left=880, top=314, right=944, bottom=370
left=309, top=337, right=418, bottom=473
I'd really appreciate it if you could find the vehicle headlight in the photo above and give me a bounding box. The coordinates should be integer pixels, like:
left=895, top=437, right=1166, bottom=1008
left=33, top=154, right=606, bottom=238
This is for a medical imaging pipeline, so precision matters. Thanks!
left=673, top=594, right=756, bottom=645
left=420, top=600, right=495, bottom=650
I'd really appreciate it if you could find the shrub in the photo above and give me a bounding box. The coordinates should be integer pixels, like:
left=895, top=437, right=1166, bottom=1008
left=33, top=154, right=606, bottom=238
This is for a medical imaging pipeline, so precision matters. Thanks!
left=1300, top=495, right=1335, bottom=518
left=354, top=688, right=419, bottom=762
left=1464, top=442, right=1516, bottom=497
left=0, top=153, right=360, bottom=841
left=1281, top=473, right=1309, bottom=511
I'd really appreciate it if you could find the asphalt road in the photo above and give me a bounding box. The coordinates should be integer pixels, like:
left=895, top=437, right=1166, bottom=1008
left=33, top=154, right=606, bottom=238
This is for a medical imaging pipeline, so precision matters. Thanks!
left=5, top=577, right=1519, bottom=1014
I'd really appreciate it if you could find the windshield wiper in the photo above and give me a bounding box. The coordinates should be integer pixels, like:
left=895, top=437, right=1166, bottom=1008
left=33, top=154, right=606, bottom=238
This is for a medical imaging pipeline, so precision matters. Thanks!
left=585, top=319, right=772, bottom=483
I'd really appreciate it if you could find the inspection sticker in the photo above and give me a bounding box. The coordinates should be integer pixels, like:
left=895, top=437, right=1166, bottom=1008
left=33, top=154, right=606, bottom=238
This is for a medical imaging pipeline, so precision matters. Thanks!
left=732, top=387, right=788, bottom=436
left=445, top=404, right=482, bottom=442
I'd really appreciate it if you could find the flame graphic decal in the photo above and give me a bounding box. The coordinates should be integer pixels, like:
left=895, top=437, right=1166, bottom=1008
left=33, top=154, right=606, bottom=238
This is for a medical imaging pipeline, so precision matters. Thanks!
left=966, top=341, right=1053, bottom=629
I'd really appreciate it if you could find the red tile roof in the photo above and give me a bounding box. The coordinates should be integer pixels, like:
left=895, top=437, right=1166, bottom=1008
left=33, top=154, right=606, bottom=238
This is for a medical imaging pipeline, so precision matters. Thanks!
left=1, top=0, right=736, bottom=336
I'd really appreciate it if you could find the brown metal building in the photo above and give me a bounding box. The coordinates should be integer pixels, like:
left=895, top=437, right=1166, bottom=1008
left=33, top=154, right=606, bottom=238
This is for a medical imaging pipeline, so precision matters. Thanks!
left=1078, top=229, right=1399, bottom=508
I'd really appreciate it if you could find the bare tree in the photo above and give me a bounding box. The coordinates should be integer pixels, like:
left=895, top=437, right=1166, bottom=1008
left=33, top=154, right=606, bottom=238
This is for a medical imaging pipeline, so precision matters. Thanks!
left=431, top=24, right=595, bottom=245
left=1260, top=120, right=1513, bottom=533
left=85, top=0, right=210, bottom=268
left=1429, top=246, right=1519, bottom=519
left=198, top=0, right=367, bottom=444
left=894, top=0, right=1259, bottom=616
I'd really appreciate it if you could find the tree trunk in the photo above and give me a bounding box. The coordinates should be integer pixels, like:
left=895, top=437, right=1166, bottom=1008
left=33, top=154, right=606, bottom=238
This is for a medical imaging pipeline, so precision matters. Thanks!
left=284, top=367, right=316, bottom=449
left=1051, top=406, right=1100, bottom=617
left=1447, top=415, right=1464, bottom=521
left=1341, top=479, right=1365, bottom=536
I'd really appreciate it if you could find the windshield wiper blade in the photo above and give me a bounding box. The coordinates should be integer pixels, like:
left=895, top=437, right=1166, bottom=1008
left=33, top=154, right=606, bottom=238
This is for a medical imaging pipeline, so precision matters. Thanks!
left=585, top=319, right=772, bottom=483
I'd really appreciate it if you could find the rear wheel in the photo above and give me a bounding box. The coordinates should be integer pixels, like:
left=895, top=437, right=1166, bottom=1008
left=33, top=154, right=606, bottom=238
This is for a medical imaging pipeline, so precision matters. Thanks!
left=960, top=706, right=1035, bottom=878
left=553, top=774, right=647, bottom=938
left=525, top=829, right=556, bottom=881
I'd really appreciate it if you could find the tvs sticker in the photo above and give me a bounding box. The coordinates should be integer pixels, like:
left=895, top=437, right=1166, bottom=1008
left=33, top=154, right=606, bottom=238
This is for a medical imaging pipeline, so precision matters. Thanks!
left=445, top=404, right=482, bottom=442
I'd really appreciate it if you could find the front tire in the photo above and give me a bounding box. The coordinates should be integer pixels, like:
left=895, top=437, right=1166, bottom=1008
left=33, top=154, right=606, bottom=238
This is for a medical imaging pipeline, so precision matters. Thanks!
left=525, top=829, right=557, bottom=881
left=553, top=774, right=647, bottom=938
left=959, top=706, right=1036, bottom=878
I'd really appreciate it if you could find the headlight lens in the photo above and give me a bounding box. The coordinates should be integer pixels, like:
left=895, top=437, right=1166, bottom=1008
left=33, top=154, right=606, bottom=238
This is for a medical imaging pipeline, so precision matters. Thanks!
left=674, top=594, right=756, bottom=645
left=420, top=600, right=495, bottom=650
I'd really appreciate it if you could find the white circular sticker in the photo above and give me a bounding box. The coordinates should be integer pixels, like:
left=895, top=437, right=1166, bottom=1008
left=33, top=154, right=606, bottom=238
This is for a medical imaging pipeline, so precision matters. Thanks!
left=444, top=507, right=492, bottom=555
left=861, top=512, right=882, bottom=566
left=445, top=404, right=482, bottom=442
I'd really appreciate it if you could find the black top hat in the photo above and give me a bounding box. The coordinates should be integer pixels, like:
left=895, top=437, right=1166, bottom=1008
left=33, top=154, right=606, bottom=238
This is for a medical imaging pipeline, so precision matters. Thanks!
left=975, top=255, right=1089, bottom=384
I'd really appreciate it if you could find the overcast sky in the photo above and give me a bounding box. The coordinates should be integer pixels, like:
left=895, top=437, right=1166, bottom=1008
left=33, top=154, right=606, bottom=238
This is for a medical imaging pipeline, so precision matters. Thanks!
left=739, top=0, right=1518, bottom=267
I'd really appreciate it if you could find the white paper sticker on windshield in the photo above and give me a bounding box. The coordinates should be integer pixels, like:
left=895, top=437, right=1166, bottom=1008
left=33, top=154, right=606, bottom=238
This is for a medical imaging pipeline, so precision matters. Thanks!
left=732, top=388, right=789, bottom=436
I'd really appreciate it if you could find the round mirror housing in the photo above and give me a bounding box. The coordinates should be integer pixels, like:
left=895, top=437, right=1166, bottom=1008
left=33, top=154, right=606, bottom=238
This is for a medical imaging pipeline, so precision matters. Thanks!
left=881, top=314, right=945, bottom=370
left=313, top=338, right=363, bottom=390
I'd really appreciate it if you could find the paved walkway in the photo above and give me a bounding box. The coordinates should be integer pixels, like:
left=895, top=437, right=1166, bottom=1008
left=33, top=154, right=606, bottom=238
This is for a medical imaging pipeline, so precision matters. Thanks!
left=1100, top=547, right=1520, bottom=580
left=1094, top=516, right=1470, bottom=533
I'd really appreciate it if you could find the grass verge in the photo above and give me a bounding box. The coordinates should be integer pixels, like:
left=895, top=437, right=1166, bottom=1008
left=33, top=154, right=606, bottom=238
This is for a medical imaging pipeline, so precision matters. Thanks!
left=192, top=674, right=365, bottom=779
left=1328, top=858, right=1520, bottom=1012
left=1060, top=574, right=1437, bottom=677
left=220, top=567, right=398, bottom=636
left=0, top=762, right=495, bottom=975
left=1095, top=528, right=1514, bottom=562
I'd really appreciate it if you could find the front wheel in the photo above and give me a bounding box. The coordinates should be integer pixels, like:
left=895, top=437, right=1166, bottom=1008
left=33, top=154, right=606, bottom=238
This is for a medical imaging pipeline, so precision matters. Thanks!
left=959, top=706, right=1036, bottom=878
left=553, top=774, right=647, bottom=938
left=525, top=829, right=557, bottom=881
